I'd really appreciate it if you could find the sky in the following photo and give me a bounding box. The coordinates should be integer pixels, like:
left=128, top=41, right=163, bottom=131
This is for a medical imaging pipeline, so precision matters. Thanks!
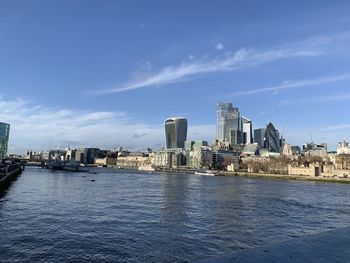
left=1, top=0, right=350, bottom=153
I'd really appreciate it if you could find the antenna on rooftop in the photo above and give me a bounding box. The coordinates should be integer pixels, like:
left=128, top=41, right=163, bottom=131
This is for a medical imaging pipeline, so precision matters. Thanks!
left=309, top=131, right=314, bottom=144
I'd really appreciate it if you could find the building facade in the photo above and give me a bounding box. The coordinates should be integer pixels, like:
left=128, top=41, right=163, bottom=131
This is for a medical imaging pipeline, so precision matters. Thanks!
left=216, top=103, right=242, bottom=144
left=0, top=122, right=10, bottom=158
left=165, top=117, right=188, bottom=149
left=337, top=141, right=350, bottom=155
left=242, top=116, right=253, bottom=144
left=264, top=123, right=281, bottom=153
left=188, top=147, right=213, bottom=169
left=254, top=128, right=266, bottom=148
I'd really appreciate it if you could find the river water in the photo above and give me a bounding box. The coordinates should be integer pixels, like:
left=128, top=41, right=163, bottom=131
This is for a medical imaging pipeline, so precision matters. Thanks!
left=0, top=168, right=349, bottom=262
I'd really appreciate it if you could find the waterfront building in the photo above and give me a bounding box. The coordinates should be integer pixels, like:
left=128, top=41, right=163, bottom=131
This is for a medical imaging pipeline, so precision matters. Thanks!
left=0, top=122, right=10, bottom=158
left=334, top=154, right=350, bottom=170
left=75, top=148, right=100, bottom=164
left=337, top=141, right=350, bottom=155
left=95, top=157, right=117, bottom=166
left=254, top=128, right=266, bottom=148
left=153, top=149, right=187, bottom=167
left=216, top=103, right=242, bottom=144
left=241, top=143, right=258, bottom=156
left=242, top=116, right=253, bottom=144
left=303, top=143, right=328, bottom=159
left=264, top=123, right=281, bottom=153
left=188, top=146, right=213, bottom=169
left=165, top=117, right=188, bottom=149
left=212, top=150, right=240, bottom=170
left=116, top=153, right=153, bottom=169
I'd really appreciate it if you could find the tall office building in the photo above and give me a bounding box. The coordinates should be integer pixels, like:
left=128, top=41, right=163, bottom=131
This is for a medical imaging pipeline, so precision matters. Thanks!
left=0, top=122, right=10, bottom=158
left=264, top=122, right=281, bottom=152
left=165, top=117, right=188, bottom=149
left=216, top=103, right=242, bottom=145
left=242, top=116, right=253, bottom=144
left=254, top=128, right=266, bottom=148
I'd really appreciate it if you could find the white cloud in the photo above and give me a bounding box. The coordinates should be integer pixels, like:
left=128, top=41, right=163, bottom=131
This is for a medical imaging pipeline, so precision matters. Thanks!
left=230, top=74, right=350, bottom=97
left=92, top=31, right=350, bottom=95
left=321, top=124, right=350, bottom=132
left=0, top=97, right=214, bottom=154
left=216, top=43, right=224, bottom=50
left=277, top=93, right=350, bottom=107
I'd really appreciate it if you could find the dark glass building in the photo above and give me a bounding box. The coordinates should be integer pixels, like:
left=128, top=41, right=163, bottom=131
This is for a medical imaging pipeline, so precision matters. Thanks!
left=165, top=117, right=187, bottom=149
left=0, top=122, right=10, bottom=158
left=264, top=122, right=281, bottom=152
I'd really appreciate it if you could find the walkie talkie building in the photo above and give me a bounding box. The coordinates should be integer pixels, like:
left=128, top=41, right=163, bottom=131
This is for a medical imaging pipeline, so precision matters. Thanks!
left=165, top=117, right=187, bottom=149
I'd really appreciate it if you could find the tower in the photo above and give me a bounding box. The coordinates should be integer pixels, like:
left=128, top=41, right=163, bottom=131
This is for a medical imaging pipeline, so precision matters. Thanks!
left=165, top=117, right=188, bottom=149
left=0, top=122, right=10, bottom=158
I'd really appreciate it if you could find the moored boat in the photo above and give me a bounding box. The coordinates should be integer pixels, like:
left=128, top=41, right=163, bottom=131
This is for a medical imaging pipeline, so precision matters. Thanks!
left=194, top=170, right=217, bottom=176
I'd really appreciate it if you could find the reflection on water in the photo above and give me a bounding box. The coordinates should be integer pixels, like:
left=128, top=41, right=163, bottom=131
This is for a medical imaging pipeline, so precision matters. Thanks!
left=0, top=168, right=349, bottom=262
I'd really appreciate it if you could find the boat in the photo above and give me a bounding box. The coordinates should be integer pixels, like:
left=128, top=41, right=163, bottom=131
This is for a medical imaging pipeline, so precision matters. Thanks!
left=194, top=170, right=218, bottom=176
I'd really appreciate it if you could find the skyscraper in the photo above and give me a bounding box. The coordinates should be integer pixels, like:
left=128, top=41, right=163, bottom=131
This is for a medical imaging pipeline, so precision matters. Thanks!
left=242, top=116, right=253, bottom=144
left=165, top=117, right=187, bottom=149
left=264, top=122, right=281, bottom=152
left=216, top=103, right=242, bottom=145
left=0, top=122, right=10, bottom=158
left=254, top=128, right=266, bottom=148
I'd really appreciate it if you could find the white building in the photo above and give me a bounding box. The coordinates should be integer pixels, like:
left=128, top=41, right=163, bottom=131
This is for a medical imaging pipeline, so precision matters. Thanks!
left=337, top=141, right=350, bottom=155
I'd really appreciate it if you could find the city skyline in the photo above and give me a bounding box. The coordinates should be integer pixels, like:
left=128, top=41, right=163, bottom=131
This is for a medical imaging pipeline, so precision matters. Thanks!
left=1, top=1, right=350, bottom=153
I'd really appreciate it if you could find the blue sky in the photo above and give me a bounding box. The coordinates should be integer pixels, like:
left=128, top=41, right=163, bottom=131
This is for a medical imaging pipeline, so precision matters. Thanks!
left=1, top=0, right=350, bottom=153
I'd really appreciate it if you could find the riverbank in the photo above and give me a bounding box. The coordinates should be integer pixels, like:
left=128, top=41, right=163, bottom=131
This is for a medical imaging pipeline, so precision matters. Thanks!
left=107, top=166, right=350, bottom=184
left=219, top=171, right=350, bottom=184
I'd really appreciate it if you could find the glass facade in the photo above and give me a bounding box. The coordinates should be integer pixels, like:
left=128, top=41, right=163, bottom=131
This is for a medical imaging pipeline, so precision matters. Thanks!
left=165, top=117, right=187, bottom=149
left=0, top=122, right=10, bottom=158
left=254, top=128, right=266, bottom=148
left=264, top=123, right=281, bottom=152
left=216, top=103, right=241, bottom=144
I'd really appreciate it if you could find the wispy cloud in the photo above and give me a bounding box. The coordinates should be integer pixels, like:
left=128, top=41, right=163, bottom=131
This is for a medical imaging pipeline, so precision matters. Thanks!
left=230, top=74, right=350, bottom=97
left=277, top=93, right=350, bottom=107
left=216, top=43, right=224, bottom=50
left=0, top=97, right=214, bottom=154
left=321, top=124, right=350, bottom=132
left=93, top=31, right=350, bottom=95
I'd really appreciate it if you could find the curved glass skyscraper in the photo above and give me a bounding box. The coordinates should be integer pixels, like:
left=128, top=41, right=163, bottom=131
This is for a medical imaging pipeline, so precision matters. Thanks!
left=165, top=117, right=187, bottom=149
left=0, top=122, right=10, bottom=158
left=264, top=122, right=280, bottom=152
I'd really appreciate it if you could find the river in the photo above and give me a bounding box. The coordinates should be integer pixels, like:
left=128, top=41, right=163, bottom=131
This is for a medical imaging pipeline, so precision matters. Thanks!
left=0, top=168, right=349, bottom=262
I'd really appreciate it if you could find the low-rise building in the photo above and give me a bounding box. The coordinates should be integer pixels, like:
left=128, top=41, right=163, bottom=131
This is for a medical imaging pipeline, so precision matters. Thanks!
left=213, top=150, right=239, bottom=170
left=288, top=163, right=321, bottom=177
left=334, top=154, right=350, bottom=170
left=117, top=153, right=153, bottom=168
left=188, top=147, right=213, bottom=169
left=152, top=149, right=187, bottom=167
left=95, top=157, right=117, bottom=166
left=337, top=141, right=350, bottom=155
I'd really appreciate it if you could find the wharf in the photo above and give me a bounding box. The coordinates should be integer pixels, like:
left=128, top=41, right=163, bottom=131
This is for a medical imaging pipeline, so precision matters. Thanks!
left=0, top=165, right=22, bottom=189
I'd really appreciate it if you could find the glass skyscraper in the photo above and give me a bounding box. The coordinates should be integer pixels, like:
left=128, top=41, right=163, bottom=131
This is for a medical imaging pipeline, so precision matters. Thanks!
left=216, top=103, right=242, bottom=144
left=165, top=117, right=187, bottom=149
left=264, top=122, right=281, bottom=152
left=0, top=122, right=10, bottom=158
